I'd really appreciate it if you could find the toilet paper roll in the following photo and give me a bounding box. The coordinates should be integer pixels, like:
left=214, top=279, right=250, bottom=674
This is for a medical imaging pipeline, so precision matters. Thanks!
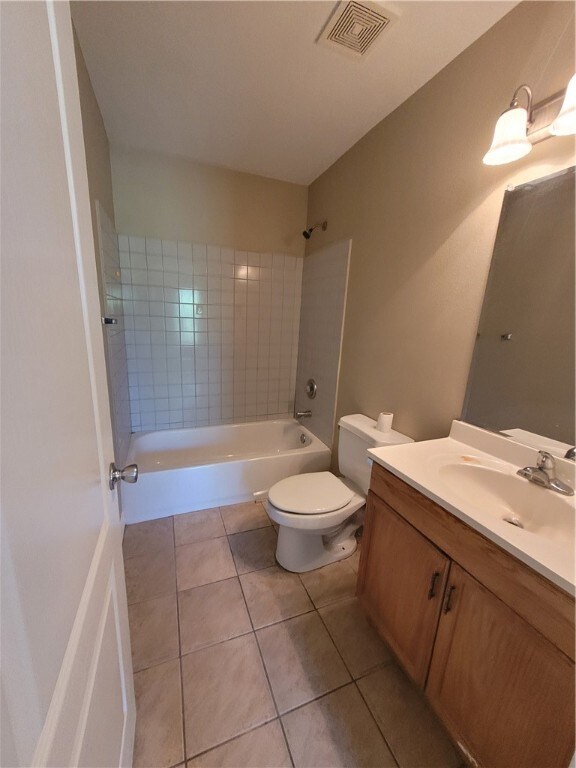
left=376, top=412, right=393, bottom=432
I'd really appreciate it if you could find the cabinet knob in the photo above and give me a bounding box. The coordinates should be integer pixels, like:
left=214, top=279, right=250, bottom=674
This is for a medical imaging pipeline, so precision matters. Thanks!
left=427, top=571, right=440, bottom=600
left=443, top=585, right=456, bottom=614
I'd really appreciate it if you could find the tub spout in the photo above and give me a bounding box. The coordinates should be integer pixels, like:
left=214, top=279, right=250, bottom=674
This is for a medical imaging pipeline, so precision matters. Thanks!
left=295, top=410, right=312, bottom=419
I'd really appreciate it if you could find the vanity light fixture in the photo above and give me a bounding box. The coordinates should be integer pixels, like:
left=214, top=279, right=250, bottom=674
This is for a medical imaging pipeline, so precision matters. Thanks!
left=483, top=75, right=576, bottom=166
left=483, top=85, right=533, bottom=166
left=550, top=73, right=576, bottom=136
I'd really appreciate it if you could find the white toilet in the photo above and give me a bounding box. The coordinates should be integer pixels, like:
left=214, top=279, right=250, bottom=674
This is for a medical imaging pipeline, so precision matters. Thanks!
left=267, top=414, right=413, bottom=572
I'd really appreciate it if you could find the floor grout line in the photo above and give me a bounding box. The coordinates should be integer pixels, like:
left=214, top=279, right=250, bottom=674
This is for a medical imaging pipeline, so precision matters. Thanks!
left=179, top=626, right=254, bottom=660
left=185, top=715, right=282, bottom=764
left=353, top=679, right=401, bottom=768
left=234, top=533, right=296, bottom=768
left=170, top=516, right=189, bottom=767
left=174, top=532, right=230, bottom=550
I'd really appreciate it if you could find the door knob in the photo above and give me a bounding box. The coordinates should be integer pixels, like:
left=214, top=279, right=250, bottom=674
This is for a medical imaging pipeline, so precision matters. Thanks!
left=109, top=462, right=138, bottom=490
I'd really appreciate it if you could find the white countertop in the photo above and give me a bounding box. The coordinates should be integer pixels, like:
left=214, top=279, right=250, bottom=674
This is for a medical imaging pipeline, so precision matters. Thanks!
left=368, top=421, right=575, bottom=595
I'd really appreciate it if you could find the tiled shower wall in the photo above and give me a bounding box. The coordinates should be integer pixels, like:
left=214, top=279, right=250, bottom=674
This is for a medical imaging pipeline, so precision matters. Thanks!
left=119, top=236, right=302, bottom=431
left=97, top=204, right=131, bottom=466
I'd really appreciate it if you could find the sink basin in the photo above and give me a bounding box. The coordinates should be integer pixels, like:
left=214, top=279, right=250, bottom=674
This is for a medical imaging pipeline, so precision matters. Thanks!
left=438, top=463, right=574, bottom=545
left=368, top=422, right=575, bottom=594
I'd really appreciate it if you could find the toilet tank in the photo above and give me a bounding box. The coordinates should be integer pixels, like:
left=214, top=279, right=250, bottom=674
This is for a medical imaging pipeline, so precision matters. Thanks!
left=337, top=414, right=414, bottom=494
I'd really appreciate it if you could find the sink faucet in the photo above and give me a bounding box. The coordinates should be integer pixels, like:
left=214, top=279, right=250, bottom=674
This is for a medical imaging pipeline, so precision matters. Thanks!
left=564, top=446, right=575, bottom=461
left=517, top=451, right=574, bottom=496
left=295, top=410, right=312, bottom=419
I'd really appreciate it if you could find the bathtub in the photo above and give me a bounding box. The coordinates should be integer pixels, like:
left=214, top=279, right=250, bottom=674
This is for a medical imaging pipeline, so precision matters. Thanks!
left=120, top=419, right=331, bottom=524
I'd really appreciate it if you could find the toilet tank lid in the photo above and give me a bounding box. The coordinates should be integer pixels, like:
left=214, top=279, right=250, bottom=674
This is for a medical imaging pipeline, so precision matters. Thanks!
left=338, top=414, right=414, bottom=447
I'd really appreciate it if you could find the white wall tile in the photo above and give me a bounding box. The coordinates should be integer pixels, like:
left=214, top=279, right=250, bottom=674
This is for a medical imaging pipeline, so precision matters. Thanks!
left=120, top=233, right=301, bottom=431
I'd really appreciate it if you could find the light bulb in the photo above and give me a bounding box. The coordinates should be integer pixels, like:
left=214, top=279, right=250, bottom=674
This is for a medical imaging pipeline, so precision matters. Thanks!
left=483, top=107, right=532, bottom=166
left=550, top=74, right=576, bottom=136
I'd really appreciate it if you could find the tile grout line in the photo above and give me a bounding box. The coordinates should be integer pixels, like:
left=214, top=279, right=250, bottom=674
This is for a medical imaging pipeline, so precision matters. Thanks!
left=171, top=516, right=189, bottom=767
left=286, top=549, right=406, bottom=760
left=296, top=568, right=363, bottom=688
left=353, top=679, right=401, bottom=768
left=233, top=530, right=296, bottom=768
left=185, top=715, right=280, bottom=765
left=180, top=627, right=254, bottom=661
left=278, top=677, right=371, bottom=718
left=249, top=550, right=381, bottom=753
left=182, top=509, right=228, bottom=764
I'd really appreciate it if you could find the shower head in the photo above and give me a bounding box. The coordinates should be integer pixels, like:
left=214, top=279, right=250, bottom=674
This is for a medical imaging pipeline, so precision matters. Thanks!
left=302, top=220, right=328, bottom=239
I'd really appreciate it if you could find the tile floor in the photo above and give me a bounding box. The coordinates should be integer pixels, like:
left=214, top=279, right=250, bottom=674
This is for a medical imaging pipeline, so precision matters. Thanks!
left=123, top=501, right=464, bottom=768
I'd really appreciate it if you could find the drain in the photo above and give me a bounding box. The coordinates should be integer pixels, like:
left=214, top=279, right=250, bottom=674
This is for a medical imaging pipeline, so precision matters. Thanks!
left=503, top=515, right=524, bottom=529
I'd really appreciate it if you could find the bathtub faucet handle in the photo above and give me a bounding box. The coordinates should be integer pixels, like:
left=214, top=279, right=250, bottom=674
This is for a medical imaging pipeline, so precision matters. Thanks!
left=295, top=410, right=312, bottom=419
left=109, top=462, right=139, bottom=491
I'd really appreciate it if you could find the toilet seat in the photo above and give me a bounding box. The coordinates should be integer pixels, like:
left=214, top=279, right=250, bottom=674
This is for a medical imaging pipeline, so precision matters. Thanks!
left=268, top=471, right=354, bottom=514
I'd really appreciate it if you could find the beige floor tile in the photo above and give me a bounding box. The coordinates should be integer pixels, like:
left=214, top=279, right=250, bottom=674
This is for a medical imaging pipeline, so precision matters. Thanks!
left=129, top=594, right=179, bottom=672
left=349, top=545, right=362, bottom=574
left=299, top=559, right=357, bottom=608
left=174, top=508, right=225, bottom=546
left=220, top=501, right=272, bottom=534
left=282, top=683, right=396, bottom=768
left=319, top=597, right=391, bottom=678
left=123, top=517, right=174, bottom=559
left=357, top=663, right=461, bottom=768
left=133, top=658, right=184, bottom=768
left=228, top=527, right=277, bottom=575
left=240, top=565, right=313, bottom=629
left=176, top=537, right=236, bottom=591
left=182, top=633, right=276, bottom=757
left=187, top=720, right=292, bottom=767
left=179, top=577, right=252, bottom=654
left=257, top=612, right=351, bottom=714
left=125, top=548, right=176, bottom=605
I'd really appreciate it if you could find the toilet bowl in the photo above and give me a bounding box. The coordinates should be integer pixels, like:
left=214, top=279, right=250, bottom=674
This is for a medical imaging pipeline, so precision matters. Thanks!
left=267, top=414, right=413, bottom=572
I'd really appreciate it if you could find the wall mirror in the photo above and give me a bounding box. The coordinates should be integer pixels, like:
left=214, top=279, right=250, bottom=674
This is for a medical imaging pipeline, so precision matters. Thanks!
left=462, top=166, right=575, bottom=452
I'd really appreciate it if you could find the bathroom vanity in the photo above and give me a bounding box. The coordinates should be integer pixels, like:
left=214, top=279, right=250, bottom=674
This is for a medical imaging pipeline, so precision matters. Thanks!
left=358, top=422, right=575, bottom=768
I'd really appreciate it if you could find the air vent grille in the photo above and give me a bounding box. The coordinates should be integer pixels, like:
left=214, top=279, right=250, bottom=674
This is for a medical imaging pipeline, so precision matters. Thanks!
left=319, top=1, right=392, bottom=59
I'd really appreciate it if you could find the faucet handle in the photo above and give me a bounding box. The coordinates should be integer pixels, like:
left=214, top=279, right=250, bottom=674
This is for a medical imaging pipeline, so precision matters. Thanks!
left=537, top=451, right=555, bottom=471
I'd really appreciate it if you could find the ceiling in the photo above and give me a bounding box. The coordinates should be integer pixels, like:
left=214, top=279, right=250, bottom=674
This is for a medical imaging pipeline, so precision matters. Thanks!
left=72, top=1, right=517, bottom=185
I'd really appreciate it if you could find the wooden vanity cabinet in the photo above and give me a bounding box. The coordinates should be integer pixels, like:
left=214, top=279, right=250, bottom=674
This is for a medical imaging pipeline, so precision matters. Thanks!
left=358, top=493, right=450, bottom=686
left=358, top=464, right=575, bottom=768
left=428, top=563, right=575, bottom=768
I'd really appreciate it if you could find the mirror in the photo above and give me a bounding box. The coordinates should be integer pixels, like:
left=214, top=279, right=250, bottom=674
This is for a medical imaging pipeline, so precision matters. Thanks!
left=462, top=166, right=575, bottom=451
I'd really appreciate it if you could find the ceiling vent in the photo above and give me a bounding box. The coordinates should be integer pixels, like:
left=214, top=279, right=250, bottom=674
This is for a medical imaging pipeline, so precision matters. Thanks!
left=317, top=1, right=395, bottom=60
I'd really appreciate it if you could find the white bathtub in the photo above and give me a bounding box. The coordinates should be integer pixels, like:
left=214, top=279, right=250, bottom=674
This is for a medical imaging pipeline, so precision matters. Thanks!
left=120, top=419, right=331, bottom=523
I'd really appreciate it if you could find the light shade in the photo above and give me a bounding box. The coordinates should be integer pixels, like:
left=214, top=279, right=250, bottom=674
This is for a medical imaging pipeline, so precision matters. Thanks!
left=483, top=106, right=532, bottom=165
left=550, top=74, right=576, bottom=136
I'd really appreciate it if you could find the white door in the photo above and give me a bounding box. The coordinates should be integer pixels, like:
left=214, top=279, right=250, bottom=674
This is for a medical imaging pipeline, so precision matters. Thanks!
left=1, top=2, right=135, bottom=766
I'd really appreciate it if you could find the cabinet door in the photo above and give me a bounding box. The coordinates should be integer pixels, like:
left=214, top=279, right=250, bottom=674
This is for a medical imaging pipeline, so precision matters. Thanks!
left=358, top=493, right=450, bottom=686
left=427, top=563, right=575, bottom=768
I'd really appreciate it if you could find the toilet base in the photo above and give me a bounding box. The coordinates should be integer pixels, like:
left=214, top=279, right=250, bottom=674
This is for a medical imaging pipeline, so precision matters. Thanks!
left=275, top=516, right=361, bottom=573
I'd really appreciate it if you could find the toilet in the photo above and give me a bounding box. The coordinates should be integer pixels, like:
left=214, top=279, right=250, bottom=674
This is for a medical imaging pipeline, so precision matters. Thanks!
left=267, top=414, right=413, bottom=572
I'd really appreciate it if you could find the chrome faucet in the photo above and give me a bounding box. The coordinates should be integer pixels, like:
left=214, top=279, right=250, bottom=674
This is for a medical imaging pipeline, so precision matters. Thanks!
left=564, top=446, right=575, bottom=461
left=295, top=410, right=312, bottom=419
left=517, top=451, right=574, bottom=496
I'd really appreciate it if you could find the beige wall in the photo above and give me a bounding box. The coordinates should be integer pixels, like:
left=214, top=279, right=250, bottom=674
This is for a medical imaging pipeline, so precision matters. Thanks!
left=306, top=1, right=575, bottom=444
left=73, top=30, right=115, bottom=244
left=111, top=145, right=308, bottom=256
